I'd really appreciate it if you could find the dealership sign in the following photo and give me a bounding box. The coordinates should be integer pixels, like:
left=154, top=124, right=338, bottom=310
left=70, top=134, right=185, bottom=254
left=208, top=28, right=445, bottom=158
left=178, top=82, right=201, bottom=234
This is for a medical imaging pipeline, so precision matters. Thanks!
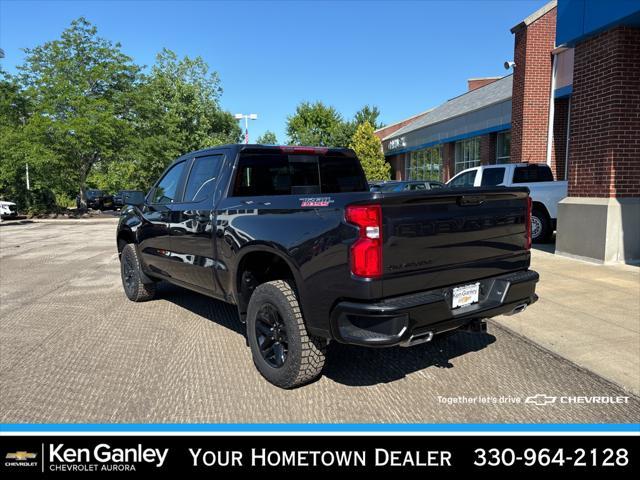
left=387, top=136, right=406, bottom=151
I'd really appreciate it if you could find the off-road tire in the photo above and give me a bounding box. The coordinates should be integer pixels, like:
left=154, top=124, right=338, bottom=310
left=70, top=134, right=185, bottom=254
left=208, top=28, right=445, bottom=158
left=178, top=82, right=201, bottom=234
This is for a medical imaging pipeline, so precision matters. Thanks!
left=247, top=280, right=326, bottom=389
left=120, top=243, right=156, bottom=302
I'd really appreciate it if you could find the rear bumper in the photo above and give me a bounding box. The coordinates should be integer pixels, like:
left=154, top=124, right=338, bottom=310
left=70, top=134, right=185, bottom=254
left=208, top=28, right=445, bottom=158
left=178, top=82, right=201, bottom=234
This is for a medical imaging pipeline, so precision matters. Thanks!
left=330, top=270, right=539, bottom=347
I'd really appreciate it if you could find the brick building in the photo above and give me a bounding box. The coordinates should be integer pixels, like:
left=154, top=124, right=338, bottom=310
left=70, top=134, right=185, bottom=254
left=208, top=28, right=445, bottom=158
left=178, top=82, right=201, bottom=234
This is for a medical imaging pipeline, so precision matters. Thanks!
left=378, top=75, right=512, bottom=182
left=554, top=0, right=640, bottom=263
left=377, top=0, right=639, bottom=263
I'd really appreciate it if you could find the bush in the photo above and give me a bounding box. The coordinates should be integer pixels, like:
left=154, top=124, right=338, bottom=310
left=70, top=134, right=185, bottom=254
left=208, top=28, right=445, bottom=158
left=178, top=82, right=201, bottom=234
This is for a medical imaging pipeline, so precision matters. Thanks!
left=54, top=192, right=77, bottom=209
left=25, top=187, right=57, bottom=216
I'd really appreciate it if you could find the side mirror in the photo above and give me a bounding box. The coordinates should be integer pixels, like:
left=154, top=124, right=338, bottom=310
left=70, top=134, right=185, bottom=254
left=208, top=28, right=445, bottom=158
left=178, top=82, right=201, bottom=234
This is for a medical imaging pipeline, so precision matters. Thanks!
left=123, top=192, right=146, bottom=207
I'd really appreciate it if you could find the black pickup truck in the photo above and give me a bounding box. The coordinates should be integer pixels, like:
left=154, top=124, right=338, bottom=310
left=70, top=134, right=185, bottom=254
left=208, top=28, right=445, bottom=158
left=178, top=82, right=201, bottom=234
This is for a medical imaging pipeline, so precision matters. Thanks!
left=117, top=144, right=538, bottom=388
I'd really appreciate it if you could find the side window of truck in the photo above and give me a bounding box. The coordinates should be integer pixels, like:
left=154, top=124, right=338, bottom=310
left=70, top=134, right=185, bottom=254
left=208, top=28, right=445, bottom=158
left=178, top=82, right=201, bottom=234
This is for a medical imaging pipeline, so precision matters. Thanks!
left=183, top=154, right=224, bottom=202
left=233, top=154, right=292, bottom=196
left=481, top=168, right=506, bottom=186
left=151, top=161, right=186, bottom=204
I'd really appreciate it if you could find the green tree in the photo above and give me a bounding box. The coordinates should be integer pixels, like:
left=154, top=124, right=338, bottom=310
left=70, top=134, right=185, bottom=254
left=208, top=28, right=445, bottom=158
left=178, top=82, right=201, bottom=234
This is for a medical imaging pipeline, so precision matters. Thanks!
left=286, top=101, right=344, bottom=147
left=349, top=122, right=390, bottom=182
left=256, top=130, right=278, bottom=145
left=0, top=74, right=28, bottom=204
left=2, top=19, right=241, bottom=209
left=286, top=102, right=384, bottom=148
left=14, top=17, right=140, bottom=208
left=121, top=48, right=241, bottom=190
left=334, top=105, right=383, bottom=147
left=354, top=105, right=383, bottom=130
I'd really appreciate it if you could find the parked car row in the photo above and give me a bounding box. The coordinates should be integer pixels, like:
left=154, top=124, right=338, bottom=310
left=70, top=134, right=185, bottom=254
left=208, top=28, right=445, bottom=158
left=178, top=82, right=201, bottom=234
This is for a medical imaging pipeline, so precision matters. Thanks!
left=0, top=189, right=147, bottom=218
left=76, top=189, right=145, bottom=210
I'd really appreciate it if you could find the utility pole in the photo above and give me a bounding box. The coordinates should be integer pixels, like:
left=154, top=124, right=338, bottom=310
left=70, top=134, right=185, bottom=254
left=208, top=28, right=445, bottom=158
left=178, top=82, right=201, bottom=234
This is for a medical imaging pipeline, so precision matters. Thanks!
left=26, top=163, right=30, bottom=191
left=234, top=113, right=258, bottom=144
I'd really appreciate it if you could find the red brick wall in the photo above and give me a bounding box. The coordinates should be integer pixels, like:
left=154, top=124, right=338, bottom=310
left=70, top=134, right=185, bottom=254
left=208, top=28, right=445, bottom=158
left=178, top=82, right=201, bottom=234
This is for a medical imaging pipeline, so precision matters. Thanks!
left=480, top=133, right=497, bottom=165
left=551, top=97, right=569, bottom=180
left=510, top=7, right=556, bottom=164
left=442, top=142, right=456, bottom=181
left=568, top=26, right=640, bottom=197
left=468, top=78, right=500, bottom=91
left=386, top=154, right=405, bottom=180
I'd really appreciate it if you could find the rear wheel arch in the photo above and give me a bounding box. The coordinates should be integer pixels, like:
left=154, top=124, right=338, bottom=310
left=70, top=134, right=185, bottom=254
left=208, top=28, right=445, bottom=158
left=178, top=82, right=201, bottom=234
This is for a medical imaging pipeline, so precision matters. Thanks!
left=234, top=247, right=303, bottom=323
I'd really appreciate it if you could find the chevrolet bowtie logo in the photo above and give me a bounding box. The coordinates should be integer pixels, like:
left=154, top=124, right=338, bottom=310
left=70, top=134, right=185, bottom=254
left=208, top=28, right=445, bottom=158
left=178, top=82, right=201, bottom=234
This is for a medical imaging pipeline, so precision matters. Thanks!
left=525, top=394, right=557, bottom=406
left=6, top=451, right=37, bottom=461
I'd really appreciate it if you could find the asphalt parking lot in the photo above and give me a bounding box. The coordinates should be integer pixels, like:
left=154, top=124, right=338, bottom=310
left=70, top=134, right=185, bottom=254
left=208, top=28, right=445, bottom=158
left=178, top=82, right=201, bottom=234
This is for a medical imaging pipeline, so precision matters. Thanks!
left=1, top=219, right=639, bottom=423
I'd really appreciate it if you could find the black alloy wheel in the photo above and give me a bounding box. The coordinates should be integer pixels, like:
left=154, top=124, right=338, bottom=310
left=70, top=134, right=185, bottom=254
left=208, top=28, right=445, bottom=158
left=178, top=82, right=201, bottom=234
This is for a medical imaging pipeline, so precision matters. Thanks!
left=120, top=243, right=156, bottom=302
left=255, top=303, right=289, bottom=368
left=246, top=280, right=326, bottom=388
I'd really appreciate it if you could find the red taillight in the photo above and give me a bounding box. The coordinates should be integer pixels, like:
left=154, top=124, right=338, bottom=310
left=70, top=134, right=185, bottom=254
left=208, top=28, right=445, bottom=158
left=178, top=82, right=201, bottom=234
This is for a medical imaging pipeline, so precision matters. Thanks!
left=345, top=204, right=383, bottom=278
left=525, top=196, right=532, bottom=250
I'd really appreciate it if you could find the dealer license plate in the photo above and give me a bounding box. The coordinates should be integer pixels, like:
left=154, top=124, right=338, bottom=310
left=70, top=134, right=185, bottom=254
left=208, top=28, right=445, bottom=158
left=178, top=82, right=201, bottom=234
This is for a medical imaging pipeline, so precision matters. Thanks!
left=452, top=283, right=480, bottom=309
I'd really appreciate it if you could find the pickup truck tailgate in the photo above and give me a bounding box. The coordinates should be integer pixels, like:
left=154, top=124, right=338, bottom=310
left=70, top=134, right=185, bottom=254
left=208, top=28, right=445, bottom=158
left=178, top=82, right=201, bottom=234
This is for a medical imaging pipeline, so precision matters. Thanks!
left=380, top=187, right=530, bottom=297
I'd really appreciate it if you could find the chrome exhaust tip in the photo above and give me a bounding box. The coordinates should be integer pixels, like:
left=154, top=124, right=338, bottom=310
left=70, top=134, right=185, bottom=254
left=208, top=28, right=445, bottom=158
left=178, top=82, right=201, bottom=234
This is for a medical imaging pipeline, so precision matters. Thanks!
left=400, top=331, right=434, bottom=347
left=505, top=303, right=528, bottom=316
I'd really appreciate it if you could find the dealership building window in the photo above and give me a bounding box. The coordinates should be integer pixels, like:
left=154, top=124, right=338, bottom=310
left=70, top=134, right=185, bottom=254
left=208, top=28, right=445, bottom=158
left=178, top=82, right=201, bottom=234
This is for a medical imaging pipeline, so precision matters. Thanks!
left=496, top=131, right=511, bottom=163
left=406, top=146, right=443, bottom=181
left=454, top=137, right=481, bottom=173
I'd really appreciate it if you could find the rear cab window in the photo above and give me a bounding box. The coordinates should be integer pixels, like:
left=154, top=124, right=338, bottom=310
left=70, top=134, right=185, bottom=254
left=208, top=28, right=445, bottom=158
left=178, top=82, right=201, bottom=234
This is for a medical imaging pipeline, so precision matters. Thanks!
left=513, top=165, right=554, bottom=183
left=481, top=167, right=506, bottom=186
left=232, top=149, right=368, bottom=196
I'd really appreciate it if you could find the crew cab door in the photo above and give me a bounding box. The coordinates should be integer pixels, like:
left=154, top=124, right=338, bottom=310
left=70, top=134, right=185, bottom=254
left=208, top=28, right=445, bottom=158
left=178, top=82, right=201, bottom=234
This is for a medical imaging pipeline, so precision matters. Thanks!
left=167, top=152, right=226, bottom=294
left=138, top=159, right=188, bottom=278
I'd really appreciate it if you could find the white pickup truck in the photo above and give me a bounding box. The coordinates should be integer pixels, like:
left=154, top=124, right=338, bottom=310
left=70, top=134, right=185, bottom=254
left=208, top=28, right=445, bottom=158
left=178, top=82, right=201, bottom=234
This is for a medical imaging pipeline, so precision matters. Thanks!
left=447, top=163, right=568, bottom=242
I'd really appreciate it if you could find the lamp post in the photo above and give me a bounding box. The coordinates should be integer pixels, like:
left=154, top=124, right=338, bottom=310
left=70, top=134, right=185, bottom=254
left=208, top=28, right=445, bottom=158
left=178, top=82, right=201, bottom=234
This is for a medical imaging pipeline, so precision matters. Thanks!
left=234, top=113, right=258, bottom=144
